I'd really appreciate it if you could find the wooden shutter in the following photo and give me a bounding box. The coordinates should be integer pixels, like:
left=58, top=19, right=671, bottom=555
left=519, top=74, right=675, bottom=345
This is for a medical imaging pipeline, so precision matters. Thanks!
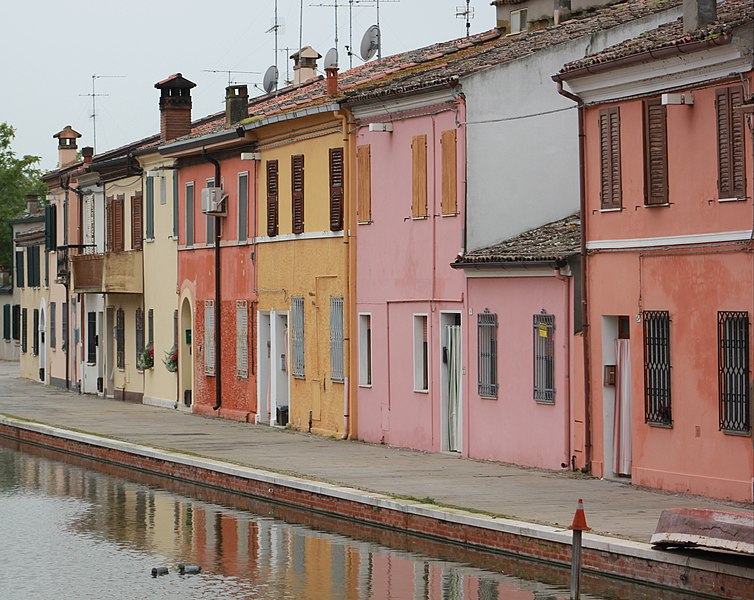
left=291, top=154, right=305, bottom=234
left=204, top=300, right=215, bottom=376
left=131, top=192, right=143, bottom=250
left=113, top=195, right=125, bottom=252
left=266, top=160, right=279, bottom=237
left=717, top=86, right=747, bottom=198
left=106, top=196, right=114, bottom=251
left=412, top=134, right=428, bottom=218
left=599, top=108, right=622, bottom=210
left=357, top=145, right=372, bottom=223
left=329, top=147, right=344, bottom=231
left=441, top=129, right=458, bottom=215
left=145, top=177, right=154, bottom=239
left=643, top=98, right=668, bottom=205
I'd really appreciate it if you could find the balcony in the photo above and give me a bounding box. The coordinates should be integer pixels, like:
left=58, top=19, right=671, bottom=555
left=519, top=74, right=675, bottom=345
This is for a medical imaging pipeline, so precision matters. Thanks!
left=71, top=251, right=143, bottom=294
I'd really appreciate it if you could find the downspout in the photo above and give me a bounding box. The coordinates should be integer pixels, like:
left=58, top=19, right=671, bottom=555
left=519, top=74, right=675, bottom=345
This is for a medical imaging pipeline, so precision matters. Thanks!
left=60, top=177, right=71, bottom=390
left=556, top=81, right=592, bottom=472
left=555, top=265, right=572, bottom=470
left=202, top=149, right=223, bottom=412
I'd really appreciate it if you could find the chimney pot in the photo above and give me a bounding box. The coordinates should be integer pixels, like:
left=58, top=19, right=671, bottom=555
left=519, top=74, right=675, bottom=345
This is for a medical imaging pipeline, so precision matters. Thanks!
left=82, top=146, right=94, bottom=165
left=25, top=194, right=40, bottom=215
left=326, top=67, right=339, bottom=97
left=154, top=73, right=197, bottom=142
left=683, top=0, right=717, bottom=32
left=225, top=84, right=249, bottom=127
left=53, top=125, right=82, bottom=168
left=291, top=46, right=322, bottom=84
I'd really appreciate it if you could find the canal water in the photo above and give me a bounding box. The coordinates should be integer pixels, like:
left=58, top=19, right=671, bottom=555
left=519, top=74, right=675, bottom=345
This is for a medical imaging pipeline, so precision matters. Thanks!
left=0, top=441, right=677, bottom=600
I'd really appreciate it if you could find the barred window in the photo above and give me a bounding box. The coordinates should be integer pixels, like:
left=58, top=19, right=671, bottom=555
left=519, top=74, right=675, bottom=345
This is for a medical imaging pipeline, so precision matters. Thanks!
left=87, top=312, right=96, bottom=364
left=718, top=311, right=750, bottom=433
left=533, top=311, right=555, bottom=403
left=291, top=297, right=305, bottom=378
left=21, top=308, right=27, bottom=353
left=116, top=308, right=125, bottom=369
left=49, top=302, right=56, bottom=348
left=204, top=300, right=215, bottom=376
left=135, top=308, right=145, bottom=369
left=643, top=311, right=672, bottom=425
left=478, top=309, right=498, bottom=398
left=330, top=297, right=344, bottom=382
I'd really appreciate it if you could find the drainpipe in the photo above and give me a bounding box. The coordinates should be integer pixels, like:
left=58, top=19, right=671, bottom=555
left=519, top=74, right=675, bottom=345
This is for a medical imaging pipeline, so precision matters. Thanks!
left=202, top=149, right=223, bottom=411
left=556, top=81, right=592, bottom=472
left=555, top=265, right=573, bottom=470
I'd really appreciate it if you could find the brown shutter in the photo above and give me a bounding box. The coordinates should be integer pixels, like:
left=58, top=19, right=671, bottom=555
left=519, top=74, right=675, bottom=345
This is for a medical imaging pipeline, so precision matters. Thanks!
left=357, top=144, right=371, bottom=223
left=643, top=98, right=668, bottom=205
left=599, top=108, right=622, bottom=210
left=291, top=154, right=305, bottom=234
left=717, top=86, right=747, bottom=198
left=113, top=195, right=125, bottom=252
left=412, top=134, right=428, bottom=218
left=131, top=191, right=143, bottom=250
left=329, top=147, right=344, bottom=231
left=266, top=160, right=279, bottom=237
left=106, top=195, right=114, bottom=252
left=441, top=129, right=458, bottom=215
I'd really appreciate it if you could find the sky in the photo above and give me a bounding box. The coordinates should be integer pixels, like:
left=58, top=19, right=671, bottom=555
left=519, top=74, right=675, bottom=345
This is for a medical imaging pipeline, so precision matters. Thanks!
left=1, top=1, right=490, bottom=172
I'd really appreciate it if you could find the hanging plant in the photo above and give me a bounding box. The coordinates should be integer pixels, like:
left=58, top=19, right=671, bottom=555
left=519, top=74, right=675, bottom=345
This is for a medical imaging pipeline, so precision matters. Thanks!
left=163, top=345, right=178, bottom=373
left=138, top=343, right=154, bottom=370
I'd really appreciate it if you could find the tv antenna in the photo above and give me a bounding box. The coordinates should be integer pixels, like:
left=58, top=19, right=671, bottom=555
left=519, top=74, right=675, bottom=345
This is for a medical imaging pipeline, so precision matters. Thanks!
left=79, top=74, right=125, bottom=154
left=203, top=69, right=261, bottom=86
left=456, top=0, right=475, bottom=37
left=266, top=0, right=284, bottom=84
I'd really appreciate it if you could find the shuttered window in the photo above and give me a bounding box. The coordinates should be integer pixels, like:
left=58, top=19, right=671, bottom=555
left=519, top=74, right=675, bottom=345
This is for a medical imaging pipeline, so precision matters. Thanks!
left=145, top=177, right=155, bottom=240
left=112, top=195, right=125, bottom=252
left=357, top=145, right=372, bottom=224
left=87, top=311, right=97, bottom=364
left=330, top=297, right=344, bottom=382
left=204, top=300, right=215, bottom=376
left=2, top=304, right=10, bottom=341
left=131, top=192, right=143, bottom=250
left=413, top=315, right=429, bottom=392
left=291, top=154, right=305, bottom=234
left=643, top=98, right=668, bottom=205
left=412, top=134, right=428, bottom=218
left=12, top=305, right=21, bottom=341
left=15, top=250, right=24, bottom=288
left=32, top=309, right=39, bottom=356
left=478, top=310, right=498, bottom=398
left=329, top=148, right=345, bottom=231
left=26, top=246, right=41, bottom=287
left=21, top=308, right=27, bottom=353
left=61, top=302, right=68, bottom=352
left=238, top=172, right=249, bottom=242
left=44, top=203, right=57, bottom=251
left=49, top=302, right=56, bottom=348
left=717, top=86, right=747, bottom=199
left=599, top=108, right=622, bottom=210
left=236, top=300, right=248, bottom=379
left=291, top=297, right=305, bottom=378
left=266, top=160, right=279, bottom=237
left=441, top=129, right=458, bottom=215
left=185, top=183, right=195, bottom=246
left=116, top=308, right=124, bottom=369
left=172, top=171, right=179, bottom=238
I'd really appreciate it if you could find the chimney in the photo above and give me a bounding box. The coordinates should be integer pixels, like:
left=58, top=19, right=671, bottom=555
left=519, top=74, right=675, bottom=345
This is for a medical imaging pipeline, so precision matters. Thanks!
left=326, top=67, right=339, bottom=97
left=225, top=85, right=249, bottom=127
left=53, top=125, right=82, bottom=169
left=154, top=73, right=197, bottom=142
left=82, top=146, right=94, bottom=165
left=554, top=0, right=571, bottom=24
left=291, top=46, right=322, bottom=84
left=684, top=0, right=717, bottom=32
left=25, top=194, right=40, bottom=216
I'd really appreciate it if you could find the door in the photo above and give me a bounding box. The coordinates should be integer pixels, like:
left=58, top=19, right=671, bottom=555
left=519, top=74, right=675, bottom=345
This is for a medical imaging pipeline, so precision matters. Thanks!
left=179, top=297, right=193, bottom=407
left=256, top=311, right=290, bottom=426
left=106, top=306, right=115, bottom=397
left=440, top=312, right=462, bottom=452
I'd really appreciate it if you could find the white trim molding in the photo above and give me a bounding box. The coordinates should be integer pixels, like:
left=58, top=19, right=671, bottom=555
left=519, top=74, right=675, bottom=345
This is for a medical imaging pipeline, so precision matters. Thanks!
left=587, top=230, right=753, bottom=250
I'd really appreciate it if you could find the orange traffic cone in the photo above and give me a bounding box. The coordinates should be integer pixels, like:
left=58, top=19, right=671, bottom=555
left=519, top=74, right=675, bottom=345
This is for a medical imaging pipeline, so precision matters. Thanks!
left=568, top=498, right=591, bottom=531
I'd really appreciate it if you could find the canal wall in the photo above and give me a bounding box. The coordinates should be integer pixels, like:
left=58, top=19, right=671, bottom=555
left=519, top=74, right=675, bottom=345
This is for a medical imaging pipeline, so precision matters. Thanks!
left=1, top=416, right=751, bottom=600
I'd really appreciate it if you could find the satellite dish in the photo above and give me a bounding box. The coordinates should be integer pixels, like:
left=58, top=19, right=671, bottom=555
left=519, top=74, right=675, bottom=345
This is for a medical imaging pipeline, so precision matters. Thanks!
left=262, top=65, right=278, bottom=93
left=360, top=25, right=380, bottom=62
left=324, top=47, right=338, bottom=69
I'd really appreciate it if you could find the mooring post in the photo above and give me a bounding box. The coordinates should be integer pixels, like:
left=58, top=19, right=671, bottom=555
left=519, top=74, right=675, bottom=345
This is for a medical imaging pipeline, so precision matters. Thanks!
left=568, top=498, right=591, bottom=600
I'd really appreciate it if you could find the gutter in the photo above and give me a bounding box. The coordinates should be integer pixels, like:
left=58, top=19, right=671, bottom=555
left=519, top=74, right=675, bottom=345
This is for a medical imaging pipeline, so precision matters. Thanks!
left=240, top=103, right=341, bottom=133
left=450, top=258, right=573, bottom=270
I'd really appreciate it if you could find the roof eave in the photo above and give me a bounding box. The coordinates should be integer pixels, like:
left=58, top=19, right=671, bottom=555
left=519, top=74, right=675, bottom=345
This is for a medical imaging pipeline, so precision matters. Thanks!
left=451, top=257, right=574, bottom=270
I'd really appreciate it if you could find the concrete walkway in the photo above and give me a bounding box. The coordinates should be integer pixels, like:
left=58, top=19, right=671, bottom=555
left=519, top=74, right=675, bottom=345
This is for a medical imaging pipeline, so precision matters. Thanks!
left=0, top=361, right=750, bottom=543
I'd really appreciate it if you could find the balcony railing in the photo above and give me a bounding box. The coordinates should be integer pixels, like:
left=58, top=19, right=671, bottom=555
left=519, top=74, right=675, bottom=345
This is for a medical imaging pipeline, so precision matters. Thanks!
left=70, top=251, right=143, bottom=294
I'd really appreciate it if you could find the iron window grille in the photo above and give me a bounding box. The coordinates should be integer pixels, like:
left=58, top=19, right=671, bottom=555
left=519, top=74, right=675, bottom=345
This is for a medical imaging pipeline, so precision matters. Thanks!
left=204, top=301, right=215, bottom=376
left=49, top=302, right=56, bottom=349
left=21, top=308, right=27, bottom=353
left=87, top=312, right=97, bottom=365
left=533, top=311, right=555, bottom=403
left=643, top=310, right=672, bottom=425
left=330, top=297, right=344, bottom=382
left=291, top=297, right=305, bottom=378
left=116, top=308, right=125, bottom=370
left=478, top=309, right=498, bottom=398
left=135, top=308, right=145, bottom=369
left=718, top=311, right=750, bottom=433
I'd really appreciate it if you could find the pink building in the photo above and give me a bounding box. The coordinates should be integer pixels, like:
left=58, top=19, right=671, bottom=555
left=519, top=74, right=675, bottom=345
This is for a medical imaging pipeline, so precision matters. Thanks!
left=556, top=0, right=753, bottom=500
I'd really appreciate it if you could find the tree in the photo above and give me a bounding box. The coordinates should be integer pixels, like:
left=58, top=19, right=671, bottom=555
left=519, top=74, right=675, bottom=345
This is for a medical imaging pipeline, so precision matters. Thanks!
left=0, top=122, right=45, bottom=271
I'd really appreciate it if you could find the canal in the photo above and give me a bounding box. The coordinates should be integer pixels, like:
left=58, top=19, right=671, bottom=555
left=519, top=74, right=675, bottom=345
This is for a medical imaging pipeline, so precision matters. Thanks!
left=0, top=440, right=688, bottom=600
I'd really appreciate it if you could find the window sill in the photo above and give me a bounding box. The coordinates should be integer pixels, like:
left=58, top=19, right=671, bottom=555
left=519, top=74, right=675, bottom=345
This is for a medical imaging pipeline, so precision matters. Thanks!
left=718, top=196, right=748, bottom=203
left=359, top=383, right=373, bottom=388
left=534, top=399, right=556, bottom=405
left=414, top=388, right=429, bottom=394
left=357, top=220, right=373, bottom=225
left=330, top=378, right=345, bottom=384
left=145, top=238, right=155, bottom=244
left=410, top=216, right=429, bottom=221
left=479, top=394, right=498, bottom=400
left=643, top=202, right=671, bottom=208
left=599, top=207, right=622, bottom=213
left=721, top=428, right=751, bottom=437
left=647, top=421, right=673, bottom=429
left=441, top=212, right=458, bottom=218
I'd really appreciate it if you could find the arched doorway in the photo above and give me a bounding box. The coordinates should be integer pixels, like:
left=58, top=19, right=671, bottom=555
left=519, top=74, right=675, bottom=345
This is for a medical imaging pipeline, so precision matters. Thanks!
left=179, top=296, right=194, bottom=408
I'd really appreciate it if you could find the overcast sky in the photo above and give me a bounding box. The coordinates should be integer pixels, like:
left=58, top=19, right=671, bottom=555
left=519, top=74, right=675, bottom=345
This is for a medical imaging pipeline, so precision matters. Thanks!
left=1, top=1, right=490, bottom=171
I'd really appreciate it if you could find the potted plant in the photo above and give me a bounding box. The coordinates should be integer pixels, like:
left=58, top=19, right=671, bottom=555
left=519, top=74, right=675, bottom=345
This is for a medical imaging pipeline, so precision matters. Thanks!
left=138, top=343, right=154, bottom=370
left=163, top=345, right=178, bottom=373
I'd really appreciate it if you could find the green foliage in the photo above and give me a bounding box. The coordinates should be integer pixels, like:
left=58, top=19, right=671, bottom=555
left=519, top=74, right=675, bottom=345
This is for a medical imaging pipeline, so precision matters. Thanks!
left=0, top=123, right=46, bottom=270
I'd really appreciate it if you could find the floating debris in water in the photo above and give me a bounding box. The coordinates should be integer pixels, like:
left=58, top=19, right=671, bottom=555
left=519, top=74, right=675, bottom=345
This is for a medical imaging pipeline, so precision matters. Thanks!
left=178, top=562, right=201, bottom=575
left=151, top=567, right=169, bottom=577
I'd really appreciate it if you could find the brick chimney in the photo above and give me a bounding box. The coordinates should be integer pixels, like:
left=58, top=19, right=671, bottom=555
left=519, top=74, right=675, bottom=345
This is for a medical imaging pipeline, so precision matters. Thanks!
left=225, top=85, right=249, bottom=127
left=82, top=146, right=94, bottom=165
left=326, top=67, right=339, bottom=97
left=154, top=73, right=197, bottom=142
left=25, top=194, right=40, bottom=215
left=291, top=47, right=322, bottom=85
left=684, top=0, right=717, bottom=32
left=53, top=125, right=81, bottom=169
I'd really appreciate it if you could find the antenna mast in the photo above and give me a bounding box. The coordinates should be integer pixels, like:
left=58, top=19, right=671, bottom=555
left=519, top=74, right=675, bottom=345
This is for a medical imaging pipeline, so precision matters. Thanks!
left=79, top=74, right=125, bottom=154
left=456, top=0, right=474, bottom=37
left=203, top=69, right=261, bottom=86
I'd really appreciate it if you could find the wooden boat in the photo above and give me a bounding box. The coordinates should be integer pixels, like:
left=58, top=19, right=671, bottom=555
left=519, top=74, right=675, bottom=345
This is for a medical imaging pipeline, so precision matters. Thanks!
left=651, top=508, right=754, bottom=555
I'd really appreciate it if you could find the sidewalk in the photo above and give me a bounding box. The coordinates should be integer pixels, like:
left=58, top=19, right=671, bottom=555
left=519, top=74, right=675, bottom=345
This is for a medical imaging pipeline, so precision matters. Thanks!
left=1, top=361, right=749, bottom=544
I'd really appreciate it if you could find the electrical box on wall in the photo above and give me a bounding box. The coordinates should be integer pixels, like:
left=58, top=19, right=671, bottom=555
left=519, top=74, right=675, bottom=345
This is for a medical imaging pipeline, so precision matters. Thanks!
left=604, top=365, right=616, bottom=386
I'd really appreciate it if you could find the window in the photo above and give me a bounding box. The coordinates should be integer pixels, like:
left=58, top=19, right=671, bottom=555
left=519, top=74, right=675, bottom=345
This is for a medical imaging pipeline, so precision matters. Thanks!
left=266, top=160, right=279, bottom=237
left=643, top=98, right=668, bottom=205
left=15, top=250, right=24, bottom=288
left=106, top=195, right=125, bottom=252
left=12, top=305, right=21, bottom=341
left=21, top=308, right=27, bottom=353
left=145, top=177, right=155, bottom=240
left=478, top=310, right=498, bottom=398
left=185, top=183, right=195, bottom=246
left=643, top=310, right=672, bottom=425
left=173, top=309, right=178, bottom=347
left=148, top=309, right=154, bottom=348
left=2, top=304, right=9, bottom=341
left=44, top=203, right=57, bottom=251
left=412, top=135, right=428, bottom=218
left=359, top=314, right=372, bottom=386
left=330, top=297, right=344, bottom=382
left=204, top=300, right=215, bottom=376
left=206, top=178, right=216, bottom=246
left=26, top=246, right=40, bottom=287
left=291, top=296, right=305, bottom=378
left=132, top=191, right=143, bottom=250
left=413, top=315, right=429, bottom=391
left=357, top=145, right=372, bottom=223
left=718, top=311, right=750, bottom=433
left=172, top=171, right=179, bottom=238
left=238, top=172, right=249, bottom=242
left=599, top=107, right=622, bottom=210
left=135, top=308, right=144, bottom=369
left=533, top=311, right=555, bottom=403
left=329, top=148, right=344, bottom=231
left=510, top=8, right=527, bottom=33
left=50, top=302, right=56, bottom=349
left=291, top=154, right=305, bottom=234
left=61, top=302, right=68, bottom=352
left=717, top=86, right=747, bottom=199
left=441, top=129, right=458, bottom=215
left=87, top=311, right=96, bottom=364
left=236, top=300, right=248, bottom=379
left=32, top=309, right=39, bottom=355
left=115, top=308, right=124, bottom=369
